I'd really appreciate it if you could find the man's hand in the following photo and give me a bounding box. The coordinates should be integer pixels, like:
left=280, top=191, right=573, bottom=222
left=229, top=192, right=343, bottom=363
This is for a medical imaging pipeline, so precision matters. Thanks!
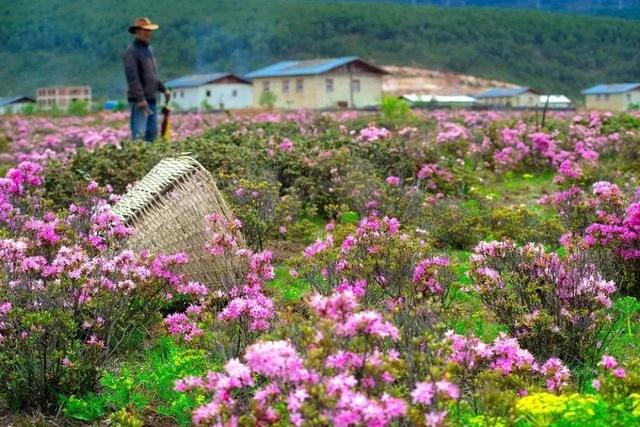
left=136, top=99, right=148, bottom=109
left=164, top=91, right=171, bottom=104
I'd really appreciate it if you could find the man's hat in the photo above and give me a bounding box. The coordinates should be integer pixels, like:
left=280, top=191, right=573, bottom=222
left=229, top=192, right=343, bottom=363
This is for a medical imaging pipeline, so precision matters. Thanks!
left=128, top=17, right=159, bottom=34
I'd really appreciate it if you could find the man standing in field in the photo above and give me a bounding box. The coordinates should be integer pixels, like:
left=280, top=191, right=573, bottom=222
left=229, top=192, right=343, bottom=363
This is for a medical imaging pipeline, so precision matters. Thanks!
left=123, top=17, right=171, bottom=142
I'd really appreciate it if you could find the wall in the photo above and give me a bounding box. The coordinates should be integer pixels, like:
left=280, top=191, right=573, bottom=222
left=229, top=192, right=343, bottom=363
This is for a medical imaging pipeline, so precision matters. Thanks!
left=252, top=72, right=383, bottom=110
left=0, top=102, right=31, bottom=114
left=171, top=83, right=253, bottom=111
left=478, top=91, right=539, bottom=108
left=584, top=91, right=640, bottom=111
left=251, top=76, right=320, bottom=109
left=317, top=72, right=383, bottom=109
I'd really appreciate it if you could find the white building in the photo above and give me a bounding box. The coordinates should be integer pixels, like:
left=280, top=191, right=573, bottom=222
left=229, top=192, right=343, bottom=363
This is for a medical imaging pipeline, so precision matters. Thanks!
left=37, top=86, right=92, bottom=110
left=401, top=94, right=477, bottom=108
left=166, top=73, right=253, bottom=111
left=0, top=96, right=35, bottom=114
left=476, top=87, right=541, bottom=108
left=538, top=95, right=572, bottom=110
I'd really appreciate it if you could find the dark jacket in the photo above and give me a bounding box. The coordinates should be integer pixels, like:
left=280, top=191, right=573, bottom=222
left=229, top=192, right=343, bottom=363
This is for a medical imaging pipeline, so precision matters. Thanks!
left=123, top=38, right=166, bottom=102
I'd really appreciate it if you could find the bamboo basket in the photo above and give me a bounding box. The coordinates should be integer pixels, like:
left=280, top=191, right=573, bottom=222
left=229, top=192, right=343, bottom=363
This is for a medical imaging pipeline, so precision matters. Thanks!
left=112, top=155, right=244, bottom=289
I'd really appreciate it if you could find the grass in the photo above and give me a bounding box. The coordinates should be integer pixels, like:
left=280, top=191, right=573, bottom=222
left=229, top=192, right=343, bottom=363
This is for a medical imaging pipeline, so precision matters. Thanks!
left=477, top=170, right=556, bottom=208
left=269, top=265, right=311, bottom=303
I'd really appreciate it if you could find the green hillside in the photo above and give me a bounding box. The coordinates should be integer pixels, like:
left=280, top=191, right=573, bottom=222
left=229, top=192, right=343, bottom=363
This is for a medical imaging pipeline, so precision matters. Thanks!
left=2, top=0, right=640, bottom=100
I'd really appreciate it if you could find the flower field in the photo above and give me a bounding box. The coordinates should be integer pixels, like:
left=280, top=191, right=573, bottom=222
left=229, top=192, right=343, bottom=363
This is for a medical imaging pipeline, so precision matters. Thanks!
left=1, top=107, right=640, bottom=426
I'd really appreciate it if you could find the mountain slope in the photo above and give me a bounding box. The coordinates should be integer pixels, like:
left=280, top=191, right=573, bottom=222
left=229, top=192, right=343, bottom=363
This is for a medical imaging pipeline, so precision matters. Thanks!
left=1, top=0, right=639, bottom=99
left=323, top=0, right=640, bottom=17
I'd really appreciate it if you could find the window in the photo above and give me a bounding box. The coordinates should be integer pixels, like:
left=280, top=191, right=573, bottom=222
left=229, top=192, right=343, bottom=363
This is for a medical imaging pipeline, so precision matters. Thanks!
left=232, top=90, right=238, bottom=97
left=325, top=78, right=334, bottom=93
left=627, top=93, right=632, bottom=101
left=296, top=79, right=304, bottom=93
left=282, top=80, right=290, bottom=93
left=351, top=79, right=361, bottom=93
left=180, top=91, right=184, bottom=98
left=206, top=90, right=211, bottom=97
left=604, top=94, right=610, bottom=101
left=596, top=94, right=602, bottom=100
left=263, top=81, right=270, bottom=92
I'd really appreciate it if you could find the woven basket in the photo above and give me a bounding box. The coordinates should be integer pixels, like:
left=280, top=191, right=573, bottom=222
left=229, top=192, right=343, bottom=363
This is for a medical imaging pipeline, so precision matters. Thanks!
left=112, top=155, right=244, bottom=289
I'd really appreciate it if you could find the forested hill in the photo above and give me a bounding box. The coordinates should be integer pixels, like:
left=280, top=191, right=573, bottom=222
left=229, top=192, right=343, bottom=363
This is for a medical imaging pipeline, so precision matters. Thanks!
left=324, top=0, right=640, bottom=18
left=2, top=0, right=640, bottom=99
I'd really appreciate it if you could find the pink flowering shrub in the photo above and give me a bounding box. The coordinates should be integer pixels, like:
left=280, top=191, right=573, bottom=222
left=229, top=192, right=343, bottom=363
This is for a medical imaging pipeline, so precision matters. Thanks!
left=0, top=163, right=195, bottom=411
left=166, top=218, right=276, bottom=359
left=177, top=290, right=459, bottom=426
left=544, top=182, right=640, bottom=294
left=591, top=354, right=640, bottom=421
left=295, top=214, right=454, bottom=308
left=445, top=331, right=572, bottom=418
left=468, top=240, right=617, bottom=368
left=216, top=173, right=300, bottom=251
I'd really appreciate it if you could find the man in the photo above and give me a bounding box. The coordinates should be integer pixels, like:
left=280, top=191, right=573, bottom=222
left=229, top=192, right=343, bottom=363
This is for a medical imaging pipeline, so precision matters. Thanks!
left=123, top=17, right=171, bottom=142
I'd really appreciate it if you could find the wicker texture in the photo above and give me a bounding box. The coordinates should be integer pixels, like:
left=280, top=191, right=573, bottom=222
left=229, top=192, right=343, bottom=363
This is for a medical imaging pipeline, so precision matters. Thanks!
left=113, top=155, right=243, bottom=289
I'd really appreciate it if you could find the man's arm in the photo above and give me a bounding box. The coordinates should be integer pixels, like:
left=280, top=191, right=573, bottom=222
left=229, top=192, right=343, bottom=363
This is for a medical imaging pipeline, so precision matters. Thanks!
left=123, top=49, right=145, bottom=103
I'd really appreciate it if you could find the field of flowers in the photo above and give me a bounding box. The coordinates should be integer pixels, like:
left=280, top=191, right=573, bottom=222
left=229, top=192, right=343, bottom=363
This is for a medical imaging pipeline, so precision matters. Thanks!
left=1, top=106, right=640, bottom=426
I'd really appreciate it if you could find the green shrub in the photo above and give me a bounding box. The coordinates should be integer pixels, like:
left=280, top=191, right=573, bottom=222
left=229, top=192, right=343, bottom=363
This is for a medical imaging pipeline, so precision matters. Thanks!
left=63, top=337, right=217, bottom=426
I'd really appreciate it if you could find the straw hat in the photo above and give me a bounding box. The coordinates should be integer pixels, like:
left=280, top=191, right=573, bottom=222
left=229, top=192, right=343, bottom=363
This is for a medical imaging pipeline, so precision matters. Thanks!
left=128, top=17, right=159, bottom=34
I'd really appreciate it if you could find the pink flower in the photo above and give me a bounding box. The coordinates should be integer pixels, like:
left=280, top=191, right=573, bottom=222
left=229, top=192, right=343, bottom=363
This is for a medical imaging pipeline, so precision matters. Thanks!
left=613, top=368, right=626, bottom=378
left=411, top=381, right=435, bottom=405
left=386, top=176, right=400, bottom=186
left=601, top=354, right=618, bottom=370
left=435, top=380, right=460, bottom=400
left=279, top=138, right=294, bottom=152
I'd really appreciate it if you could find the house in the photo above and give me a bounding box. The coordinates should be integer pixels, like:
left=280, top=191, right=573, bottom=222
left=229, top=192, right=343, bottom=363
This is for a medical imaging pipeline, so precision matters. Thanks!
left=401, top=94, right=477, bottom=108
left=246, top=56, right=387, bottom=110
left=581, top=83, right=640, bottom=111
left=36, top=86, right=92, bottom=110
left=0, top=96, right=35, bottom=114
left=538, top=95, right=572, bottom=110
left=166, top=73, right=253, bottom=111
left=476, top=87, right=540, bottom=108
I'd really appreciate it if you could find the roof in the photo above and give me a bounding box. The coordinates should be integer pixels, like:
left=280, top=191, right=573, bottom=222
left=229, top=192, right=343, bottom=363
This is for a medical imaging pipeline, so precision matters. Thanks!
left=246, top=56, right=387, bottom=79
left=539, top=95, right=572, bottom=104
left=0, top=96, right=35, bottom=107
left=581, top=83, right=640, bottom=95
left=166, top=73, right=251, bottom=89
left=476, top=87, right=538, bottom=98
left=402, top=94, right=477, bottom=103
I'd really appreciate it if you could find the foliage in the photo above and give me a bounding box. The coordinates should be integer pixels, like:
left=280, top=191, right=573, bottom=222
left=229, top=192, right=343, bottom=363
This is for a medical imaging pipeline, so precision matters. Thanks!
left=259, top=91, right=277, bottom=109
left=380, top=96, right=414, bottom=126
left=0, top=164, right=196, bottom=412
left=63, top=337, right=218, bottom=426
left=468, top=241, right=616, bottom=371
left=4, top=1, right=640, bottom=98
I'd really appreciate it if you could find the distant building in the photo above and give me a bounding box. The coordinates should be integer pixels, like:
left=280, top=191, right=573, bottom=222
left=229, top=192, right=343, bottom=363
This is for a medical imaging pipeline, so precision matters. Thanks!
left=581, top=83, right=640, bottom=111
left=0, top=96, right=35, bottom=114
left=36, top=86, right=92, bottom=110
left=538, top=95, right=573, bottom=110
left=166, top=73, right=253, bottom=111
left=476, top=87, right=540, bottom=108
left=246, top=56, right=387, bottom=110
left=401, top=94, right=477, bottom=108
